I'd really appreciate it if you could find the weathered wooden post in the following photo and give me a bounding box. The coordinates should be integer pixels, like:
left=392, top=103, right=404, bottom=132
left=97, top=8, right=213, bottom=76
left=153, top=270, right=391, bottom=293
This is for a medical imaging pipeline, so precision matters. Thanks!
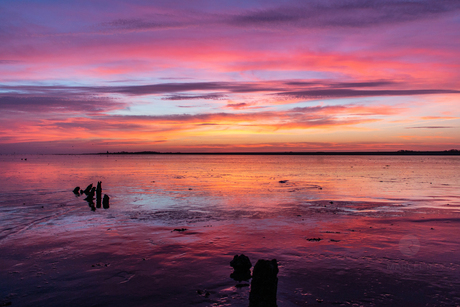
left=249, top=259, right=279, bottom=307
left=103, top=194, right=110, bottom=209
left=96, top=181, right=102, bottom=208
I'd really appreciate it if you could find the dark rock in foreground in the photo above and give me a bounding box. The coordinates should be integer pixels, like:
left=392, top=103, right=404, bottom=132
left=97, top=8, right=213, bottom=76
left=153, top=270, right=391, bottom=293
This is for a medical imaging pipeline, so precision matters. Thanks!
left=230, top=254, right=252, bottom=282
left=249, top=259, right=278, bottom=307
left=230, top=254, right=252, bottom=271
left=196, top=289, right=210, bottom=298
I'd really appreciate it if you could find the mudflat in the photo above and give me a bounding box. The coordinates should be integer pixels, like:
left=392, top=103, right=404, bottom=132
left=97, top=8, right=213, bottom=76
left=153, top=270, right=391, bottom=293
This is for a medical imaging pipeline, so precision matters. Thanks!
left=1, top=154, right=459, bottom=306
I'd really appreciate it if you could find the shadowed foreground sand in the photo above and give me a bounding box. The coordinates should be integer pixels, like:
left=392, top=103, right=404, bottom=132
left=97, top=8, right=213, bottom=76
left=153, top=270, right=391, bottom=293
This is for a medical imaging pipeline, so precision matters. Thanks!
left=1, top=201, right=459, bottom=306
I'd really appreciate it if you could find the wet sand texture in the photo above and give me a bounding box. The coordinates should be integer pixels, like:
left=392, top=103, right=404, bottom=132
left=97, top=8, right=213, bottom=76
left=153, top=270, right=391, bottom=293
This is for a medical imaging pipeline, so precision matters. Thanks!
left=1, top=154, right=459, bottom=306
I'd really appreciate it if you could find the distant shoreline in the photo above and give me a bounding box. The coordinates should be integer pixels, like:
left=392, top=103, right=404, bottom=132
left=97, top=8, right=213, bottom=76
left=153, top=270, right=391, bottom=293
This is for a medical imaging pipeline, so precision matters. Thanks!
left=86, top=150, right=460, bottom=156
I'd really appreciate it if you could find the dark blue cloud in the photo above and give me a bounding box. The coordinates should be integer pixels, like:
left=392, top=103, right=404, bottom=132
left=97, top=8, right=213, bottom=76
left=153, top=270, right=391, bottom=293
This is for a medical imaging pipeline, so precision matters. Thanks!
left=278, top=89, right=460, bottom=99
left=1, top=80, right=459, bottom=107
left=98, top=1, right=460, bottom=32
left=161, top=93, right=226, bottom=100
left=229, top=0, right=460, bottom=28
left=100, top=18, right=182, bottom=30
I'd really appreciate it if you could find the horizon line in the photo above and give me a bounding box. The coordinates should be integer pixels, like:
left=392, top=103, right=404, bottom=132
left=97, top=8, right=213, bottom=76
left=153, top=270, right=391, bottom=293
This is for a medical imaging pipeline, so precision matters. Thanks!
left=73, top=149, right=459, bottom=156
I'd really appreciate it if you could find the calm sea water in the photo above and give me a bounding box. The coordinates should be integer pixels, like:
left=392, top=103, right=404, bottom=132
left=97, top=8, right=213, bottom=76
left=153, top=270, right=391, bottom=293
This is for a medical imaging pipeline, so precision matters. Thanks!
left=1, top=154, right=459, bottom=306
left=1, top=154, right=459, bottom=212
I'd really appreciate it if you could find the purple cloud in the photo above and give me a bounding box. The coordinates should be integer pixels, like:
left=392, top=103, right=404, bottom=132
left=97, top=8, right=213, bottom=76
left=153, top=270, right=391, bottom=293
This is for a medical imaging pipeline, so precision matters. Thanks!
left=229, top=0, right=460, bottom=28
left=2, top=81, right=459, bottom=107
left=278, top=89, right=460, bottom=99
left=406, top=126, right=455, bottom=129
left=0, top=95, right=125, bottom=113
left=162, top=93, right=226, bottom=100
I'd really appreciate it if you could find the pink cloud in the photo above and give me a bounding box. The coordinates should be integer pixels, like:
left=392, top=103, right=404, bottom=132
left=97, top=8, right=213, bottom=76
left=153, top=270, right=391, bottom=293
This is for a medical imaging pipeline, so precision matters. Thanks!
left=1, top=1, right=460, bottom=153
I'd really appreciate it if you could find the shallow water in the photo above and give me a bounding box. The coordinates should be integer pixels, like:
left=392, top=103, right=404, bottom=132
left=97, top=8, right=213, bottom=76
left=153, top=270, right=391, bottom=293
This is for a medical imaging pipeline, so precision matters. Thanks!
left=1, top=154, right=459, bottom=306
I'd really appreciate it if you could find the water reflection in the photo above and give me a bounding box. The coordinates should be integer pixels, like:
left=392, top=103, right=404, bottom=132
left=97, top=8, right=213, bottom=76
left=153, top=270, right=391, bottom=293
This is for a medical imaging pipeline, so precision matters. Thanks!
left=0, top=155, right=459, bottom=306
left=1, top=155, right=459, bottom=212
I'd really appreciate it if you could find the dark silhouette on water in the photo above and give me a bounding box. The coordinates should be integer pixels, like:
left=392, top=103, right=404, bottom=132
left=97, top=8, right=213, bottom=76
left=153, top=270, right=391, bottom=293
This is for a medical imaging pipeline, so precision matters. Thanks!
left=228, top=255, right=278, bottom=305
left=84, top=187, right=96, bottom=201
left=83, top=184, right=93, bottom=195
left=96, top=181, right=102, bottom=208
left=87, top=198, right=96, bottom=211
left=306, top=237, right=322, bottom=241
left=249, top=259, right=279, bottom=307
left=230, top=254, right=252, bottom=282
left=72, top=181, right=110, bottom=211
left=103, top=194, right=110, bottom=209
left=73, top=186, right=80, bottom=195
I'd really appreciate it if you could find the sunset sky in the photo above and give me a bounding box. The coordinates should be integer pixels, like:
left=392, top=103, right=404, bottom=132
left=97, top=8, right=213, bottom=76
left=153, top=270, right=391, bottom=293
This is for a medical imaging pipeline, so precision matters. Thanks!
left=1, top=0, right=459, bottom=154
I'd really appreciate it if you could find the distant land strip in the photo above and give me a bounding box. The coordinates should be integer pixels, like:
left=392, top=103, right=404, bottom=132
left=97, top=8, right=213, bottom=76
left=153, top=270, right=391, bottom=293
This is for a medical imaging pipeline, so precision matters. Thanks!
left=90, top=150, right=460, bottom=156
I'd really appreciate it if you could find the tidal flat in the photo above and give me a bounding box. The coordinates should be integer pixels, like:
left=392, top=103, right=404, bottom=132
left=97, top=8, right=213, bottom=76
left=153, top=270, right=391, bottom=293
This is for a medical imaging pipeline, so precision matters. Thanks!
left=1, top=154, right=459, bottom=306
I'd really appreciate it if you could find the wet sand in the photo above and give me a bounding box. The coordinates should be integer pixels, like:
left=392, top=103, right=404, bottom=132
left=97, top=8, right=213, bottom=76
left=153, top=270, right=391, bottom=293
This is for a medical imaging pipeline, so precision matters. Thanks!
left=1, top=200, right=459, bottom=306
left=1, top=154, right=460, bottom=306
